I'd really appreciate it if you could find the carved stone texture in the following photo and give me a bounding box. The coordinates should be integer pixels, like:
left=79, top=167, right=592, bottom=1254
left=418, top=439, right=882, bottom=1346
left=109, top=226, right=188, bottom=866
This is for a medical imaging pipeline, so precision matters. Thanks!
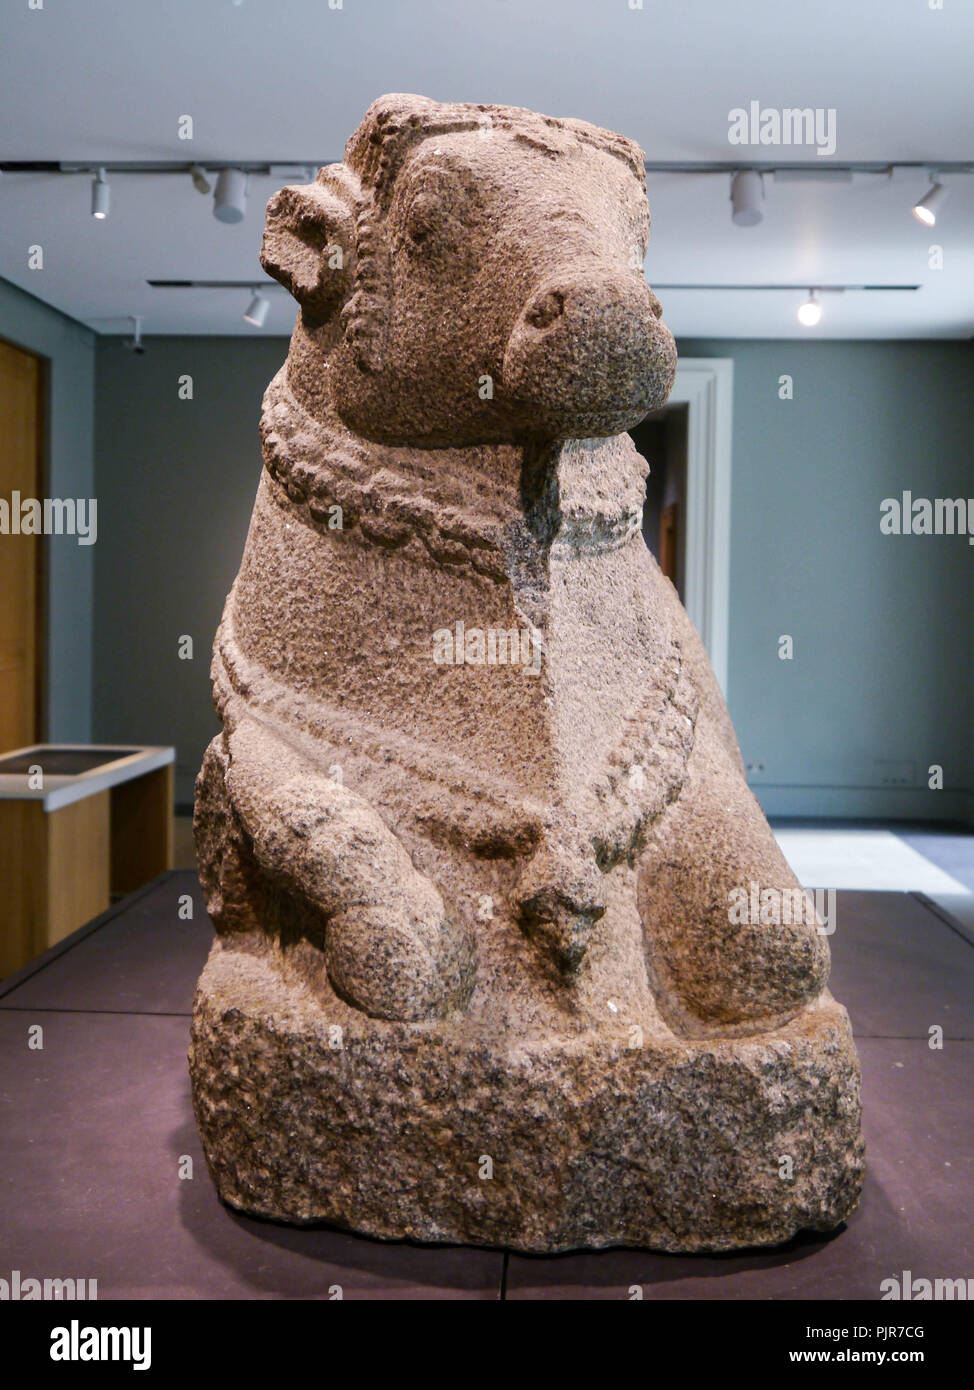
left=190, top=94, right=863, bottom=1252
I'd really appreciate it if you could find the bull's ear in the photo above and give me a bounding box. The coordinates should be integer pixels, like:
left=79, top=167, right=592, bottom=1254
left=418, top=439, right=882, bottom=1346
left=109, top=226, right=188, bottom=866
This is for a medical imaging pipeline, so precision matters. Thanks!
left=260, top=166, right=358, bottom=323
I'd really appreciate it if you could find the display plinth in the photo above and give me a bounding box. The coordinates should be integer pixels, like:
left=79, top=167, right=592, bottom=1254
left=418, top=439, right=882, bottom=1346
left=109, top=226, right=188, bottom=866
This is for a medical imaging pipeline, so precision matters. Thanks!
left=191, top=938, right=862, bottom=1253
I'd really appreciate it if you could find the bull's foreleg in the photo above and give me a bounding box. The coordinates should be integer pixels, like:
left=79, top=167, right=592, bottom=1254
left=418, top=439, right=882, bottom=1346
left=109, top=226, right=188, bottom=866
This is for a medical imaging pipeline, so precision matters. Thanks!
left=637, top=710, right=830, bottom=1037
left=197, top=718, right=473, bottom=1022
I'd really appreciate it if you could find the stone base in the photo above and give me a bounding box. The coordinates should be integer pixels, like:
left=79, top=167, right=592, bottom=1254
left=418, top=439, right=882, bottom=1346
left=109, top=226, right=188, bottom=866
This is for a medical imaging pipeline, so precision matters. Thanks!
left=189, top=939, right=864, bottom=1254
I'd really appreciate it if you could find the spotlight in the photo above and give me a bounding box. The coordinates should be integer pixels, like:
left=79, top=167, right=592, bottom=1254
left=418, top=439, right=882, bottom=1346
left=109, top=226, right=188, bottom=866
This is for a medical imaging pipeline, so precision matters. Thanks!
left=912, top=180, right=949, bottom=227
left=213, top=168, right=248, bottom=223
left=91, top=167, right=110, bottom=219
left=730, top=169, right=763, bottom=227
left=126, top=315, right=146, bottom=354
left=190, top=164, right=212, bottom=195
left=243, top=289, right=269, bottom=327
left=797, top=290, right=822, bottom=327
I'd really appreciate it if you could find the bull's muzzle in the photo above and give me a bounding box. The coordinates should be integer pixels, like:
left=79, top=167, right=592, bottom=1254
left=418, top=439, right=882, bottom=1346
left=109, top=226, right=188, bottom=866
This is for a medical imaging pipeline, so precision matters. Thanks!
left=502, top=273, right=677, bottom=440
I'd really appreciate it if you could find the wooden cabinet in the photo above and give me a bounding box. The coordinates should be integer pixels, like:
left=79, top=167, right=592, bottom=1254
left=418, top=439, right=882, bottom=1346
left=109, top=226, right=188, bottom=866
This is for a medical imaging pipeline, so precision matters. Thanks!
left=0, top=746, right=175, bottom=979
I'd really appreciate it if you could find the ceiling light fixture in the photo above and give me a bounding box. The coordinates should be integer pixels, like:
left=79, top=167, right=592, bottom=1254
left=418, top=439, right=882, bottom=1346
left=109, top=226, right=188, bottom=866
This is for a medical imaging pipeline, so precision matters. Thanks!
left=912, top=179, right=949, bottom=227
left=243, top=288, right=269, bottom=327
left=126, top=315, right=146, bottom=354
left=797, top=290, right=822, bottom=327
left=190, top=164, right=212, bottom=195
left=730, top=169, right=764, bottom=226
left=91, top=167, right=110, bottom=219
left=213, top=168, right=248, bottom=224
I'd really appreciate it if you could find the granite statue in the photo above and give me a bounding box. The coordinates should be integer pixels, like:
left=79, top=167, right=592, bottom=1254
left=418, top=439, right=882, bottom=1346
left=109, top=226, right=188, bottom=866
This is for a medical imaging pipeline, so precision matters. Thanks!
left=190, top=94, right=863, bottom=1251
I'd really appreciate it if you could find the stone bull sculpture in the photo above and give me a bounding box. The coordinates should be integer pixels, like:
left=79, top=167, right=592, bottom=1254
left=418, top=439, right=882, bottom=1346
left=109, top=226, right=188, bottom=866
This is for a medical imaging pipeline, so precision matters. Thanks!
left=190, top=94, right=863, bottom=1252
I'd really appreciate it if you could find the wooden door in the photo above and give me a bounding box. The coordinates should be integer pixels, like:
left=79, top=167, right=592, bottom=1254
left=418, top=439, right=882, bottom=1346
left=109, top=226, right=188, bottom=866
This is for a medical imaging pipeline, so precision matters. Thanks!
left=0, top=337, right=44, bottom=751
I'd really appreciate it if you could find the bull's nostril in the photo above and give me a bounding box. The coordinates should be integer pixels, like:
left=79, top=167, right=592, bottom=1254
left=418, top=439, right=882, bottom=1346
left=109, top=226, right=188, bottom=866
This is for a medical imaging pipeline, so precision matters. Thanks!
left=526, top=290, right=565, bottom=330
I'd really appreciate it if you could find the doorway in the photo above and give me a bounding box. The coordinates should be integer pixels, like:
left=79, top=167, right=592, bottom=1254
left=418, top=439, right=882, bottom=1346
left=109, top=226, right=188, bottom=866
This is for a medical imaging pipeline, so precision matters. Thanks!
left=0, top=337, right=45, bottom=750
left=631, top=402, right=689, bottom=602
left=629, top=358, right=734, bottom=695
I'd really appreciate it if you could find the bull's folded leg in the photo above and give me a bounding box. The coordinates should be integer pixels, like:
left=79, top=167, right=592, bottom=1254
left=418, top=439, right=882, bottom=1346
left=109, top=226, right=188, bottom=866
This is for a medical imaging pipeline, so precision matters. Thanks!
left=638, top=710, right=830, bottom=1036
left=199, top=718, right=473, bottom=1022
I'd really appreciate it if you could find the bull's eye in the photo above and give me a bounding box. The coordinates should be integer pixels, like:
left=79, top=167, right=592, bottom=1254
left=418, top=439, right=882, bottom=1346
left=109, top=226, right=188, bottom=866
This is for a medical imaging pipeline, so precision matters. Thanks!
left=526, top=290, right=565, bottom=329
left=404, top=192, right=441, bottom=250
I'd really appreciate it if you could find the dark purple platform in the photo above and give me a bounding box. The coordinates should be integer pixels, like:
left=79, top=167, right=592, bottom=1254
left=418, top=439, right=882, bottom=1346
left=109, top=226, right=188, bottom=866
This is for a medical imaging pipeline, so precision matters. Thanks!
left=0, top=875, right=971, bottom=1300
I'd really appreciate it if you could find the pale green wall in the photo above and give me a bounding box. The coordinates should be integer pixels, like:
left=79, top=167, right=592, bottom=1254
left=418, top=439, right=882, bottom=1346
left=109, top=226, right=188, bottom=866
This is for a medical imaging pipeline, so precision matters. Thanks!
left=681, top=338, right=974, bottom=823
left=968, top=593, right=973, bottom=824
left=93, top=333, right=974, bottom=819
left=0, top=277, right=95, bottom=741
left=93, top=336, right=286, bottom=802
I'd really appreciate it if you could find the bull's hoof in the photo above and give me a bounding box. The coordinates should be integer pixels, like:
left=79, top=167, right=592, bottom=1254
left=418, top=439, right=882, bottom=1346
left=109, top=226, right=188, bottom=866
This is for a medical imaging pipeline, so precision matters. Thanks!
left=325, top=888, right=475, bottom=1022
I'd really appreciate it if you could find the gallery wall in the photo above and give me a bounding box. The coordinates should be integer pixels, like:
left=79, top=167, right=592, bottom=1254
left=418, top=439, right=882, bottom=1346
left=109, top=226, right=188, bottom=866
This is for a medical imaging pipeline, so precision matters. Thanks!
left=92, top=335, right=284, bottom=803
left=968, top=472, right=974, bottom=829
left=91, top=332, right=974, bottom=818
left=1, top=277, right=96, bottom=742
left=679, top=337, right=974, bottom=824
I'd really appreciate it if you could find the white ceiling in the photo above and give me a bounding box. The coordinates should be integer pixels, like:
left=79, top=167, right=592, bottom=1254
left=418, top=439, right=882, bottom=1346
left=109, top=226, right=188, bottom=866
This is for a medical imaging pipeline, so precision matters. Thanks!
left=1, top=0, right=972, bottom=339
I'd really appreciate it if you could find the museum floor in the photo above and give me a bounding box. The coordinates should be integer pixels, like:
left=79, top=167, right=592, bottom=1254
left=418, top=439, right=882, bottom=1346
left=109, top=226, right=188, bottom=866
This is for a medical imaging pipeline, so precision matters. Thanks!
left=1, top=870, right=971, bottom=1300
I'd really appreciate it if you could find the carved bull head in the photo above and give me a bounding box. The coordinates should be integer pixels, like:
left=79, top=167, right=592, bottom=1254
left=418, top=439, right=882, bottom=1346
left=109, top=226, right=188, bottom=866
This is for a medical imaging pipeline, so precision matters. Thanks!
left=261, top=93, right=677, bottom=448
